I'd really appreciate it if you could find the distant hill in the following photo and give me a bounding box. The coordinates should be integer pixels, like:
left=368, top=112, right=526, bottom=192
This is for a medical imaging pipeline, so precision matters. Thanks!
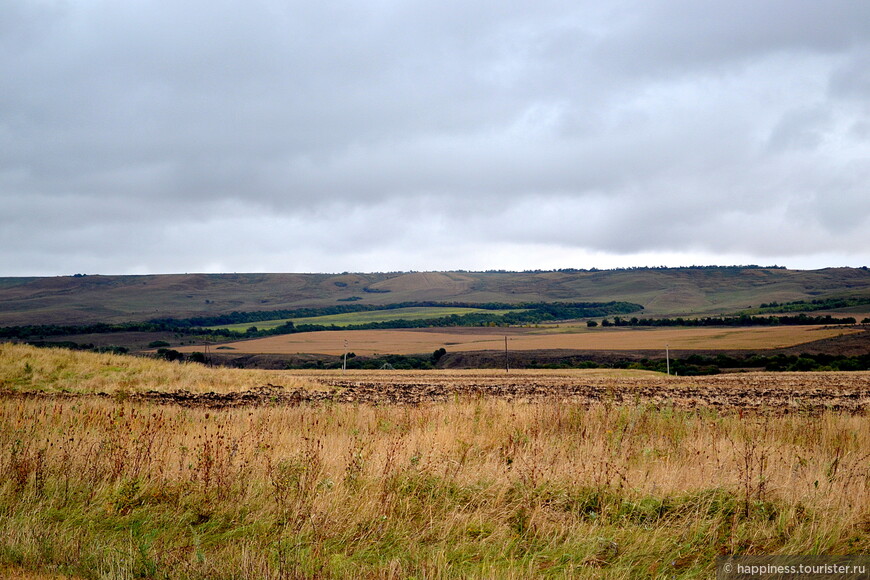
left=1, top=267, right=869, bottom=325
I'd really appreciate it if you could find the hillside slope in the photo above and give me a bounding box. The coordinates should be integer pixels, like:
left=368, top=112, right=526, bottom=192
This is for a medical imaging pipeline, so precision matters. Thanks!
left=1, top=267, right=869, bottom=325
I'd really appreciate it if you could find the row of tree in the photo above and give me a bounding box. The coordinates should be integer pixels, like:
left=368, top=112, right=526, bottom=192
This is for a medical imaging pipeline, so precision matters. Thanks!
left=529, top=352, right=870, bottom=374
left=151, top=300, right=643, bottom=329
left=595, top=314, right=857, bottom=327
left=151, top=347, right=870, bottom=374
left=478, top=265, right=786, bottom=274
left=0, top=321, right=182, bottom=339
left=753, top=296, right=870, bottom=314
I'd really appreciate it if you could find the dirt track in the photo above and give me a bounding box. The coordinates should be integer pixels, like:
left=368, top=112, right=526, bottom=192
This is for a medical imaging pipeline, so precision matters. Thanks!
left=7, top=372, right=868, bottom=414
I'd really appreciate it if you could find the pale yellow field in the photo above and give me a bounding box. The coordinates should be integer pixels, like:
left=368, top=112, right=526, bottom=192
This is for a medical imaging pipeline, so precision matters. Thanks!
left=177, top=324, right=858, bottom=356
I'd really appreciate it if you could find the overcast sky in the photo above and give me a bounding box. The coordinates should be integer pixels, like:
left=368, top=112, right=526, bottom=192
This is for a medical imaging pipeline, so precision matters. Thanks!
left=3, top=0, right=870, bottom=276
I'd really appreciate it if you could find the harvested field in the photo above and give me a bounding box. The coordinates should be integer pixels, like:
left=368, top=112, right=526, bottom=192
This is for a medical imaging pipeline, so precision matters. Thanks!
left=176, top=324, right=860, bottom=356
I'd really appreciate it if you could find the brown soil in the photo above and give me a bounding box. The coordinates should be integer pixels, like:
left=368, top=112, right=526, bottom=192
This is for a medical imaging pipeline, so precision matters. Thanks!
left=6, top=372, right=868, bottom=414
left=775, top=327, right=870, bottom=356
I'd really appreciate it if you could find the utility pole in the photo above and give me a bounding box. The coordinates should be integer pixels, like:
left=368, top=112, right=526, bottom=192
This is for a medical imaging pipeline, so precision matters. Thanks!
left=666, top=344, right=670, bottom=376
left=505, top=336, right=509, bottom=373
left=342, top=339, right=348, bottom=372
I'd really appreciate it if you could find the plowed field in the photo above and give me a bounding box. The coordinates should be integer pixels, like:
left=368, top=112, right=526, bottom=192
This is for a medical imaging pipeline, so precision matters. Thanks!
left=12, top=369, right=867, bottom=414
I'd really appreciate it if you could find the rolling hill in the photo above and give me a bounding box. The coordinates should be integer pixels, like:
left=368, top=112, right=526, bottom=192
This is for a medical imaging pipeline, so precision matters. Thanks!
left=1, top=267, right=869, bottom=326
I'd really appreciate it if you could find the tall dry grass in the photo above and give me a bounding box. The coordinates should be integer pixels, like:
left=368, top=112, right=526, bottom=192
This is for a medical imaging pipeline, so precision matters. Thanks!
left=1, top=394, right=868, bottom=579
left=0, top=342, right=318, bottom=394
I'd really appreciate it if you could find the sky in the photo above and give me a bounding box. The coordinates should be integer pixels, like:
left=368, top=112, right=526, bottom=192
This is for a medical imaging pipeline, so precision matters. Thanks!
left=2, top=0, right=870, bottom=276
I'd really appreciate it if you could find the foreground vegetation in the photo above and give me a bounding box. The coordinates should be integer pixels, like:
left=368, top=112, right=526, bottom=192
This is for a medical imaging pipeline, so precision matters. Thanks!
left=2, top=398, right=868, bottom=579
left=1, top=345, right=868, bottom=578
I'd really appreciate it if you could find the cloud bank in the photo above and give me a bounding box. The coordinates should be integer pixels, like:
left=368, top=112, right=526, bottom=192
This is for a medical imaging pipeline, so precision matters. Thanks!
left=2, top=0, right=869, bottom=274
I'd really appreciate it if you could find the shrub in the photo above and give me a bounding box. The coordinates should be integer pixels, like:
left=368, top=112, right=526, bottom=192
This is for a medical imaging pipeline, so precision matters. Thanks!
left=155, top=348, right=184, bottom=362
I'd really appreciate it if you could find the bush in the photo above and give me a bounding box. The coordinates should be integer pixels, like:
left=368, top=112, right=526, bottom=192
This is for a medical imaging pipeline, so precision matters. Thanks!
left=155, top=348, right=184, bottom=362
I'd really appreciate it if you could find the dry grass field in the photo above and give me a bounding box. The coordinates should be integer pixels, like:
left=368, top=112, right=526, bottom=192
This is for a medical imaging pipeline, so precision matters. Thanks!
left=0, top=343, right=318, bottom=395
left=176, top=325, right=859, bottom=356
left=1, top=344, right=868, bottom=579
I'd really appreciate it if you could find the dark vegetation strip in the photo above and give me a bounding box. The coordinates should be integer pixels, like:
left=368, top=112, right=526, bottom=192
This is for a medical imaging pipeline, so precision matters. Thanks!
left=595, top=313, right=859, bottom=327
left=525, top=352, right=870, bottom=375
left=481, top=264, right=787, bottom=272
left=0, top=301, right=643, bottom=340
left=149, top=347, right=870, bottom=374
left=303, top=352, right=870, bottom=373
left=747, top=296, right=870, bottom=315
left=151, top=300, right=644, bottom=329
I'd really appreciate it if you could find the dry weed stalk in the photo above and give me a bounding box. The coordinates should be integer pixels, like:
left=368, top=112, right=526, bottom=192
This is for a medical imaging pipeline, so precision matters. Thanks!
left=0, top=365, right=868, bottom=577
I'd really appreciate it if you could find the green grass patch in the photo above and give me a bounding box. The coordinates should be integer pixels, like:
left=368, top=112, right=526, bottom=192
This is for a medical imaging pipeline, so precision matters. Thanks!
left=208, top=307, right=525, bottom=332
left=0, top=477, right=839, bottom=579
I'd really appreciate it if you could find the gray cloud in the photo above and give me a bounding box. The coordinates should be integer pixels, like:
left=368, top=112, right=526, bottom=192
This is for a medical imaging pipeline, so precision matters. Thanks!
left=2, top=0, right=869, bottom=275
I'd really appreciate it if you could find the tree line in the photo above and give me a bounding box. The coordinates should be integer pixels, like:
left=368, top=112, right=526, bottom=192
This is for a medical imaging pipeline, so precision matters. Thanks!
left=152, top=348, right=870, bottom=374
left=596, top=314, right=857, bottom=328
left=751, top=296, right=870, bottom=315
left=477, top=265, right=786, bottom=274
left=529, top=352, right=870, bottom=374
